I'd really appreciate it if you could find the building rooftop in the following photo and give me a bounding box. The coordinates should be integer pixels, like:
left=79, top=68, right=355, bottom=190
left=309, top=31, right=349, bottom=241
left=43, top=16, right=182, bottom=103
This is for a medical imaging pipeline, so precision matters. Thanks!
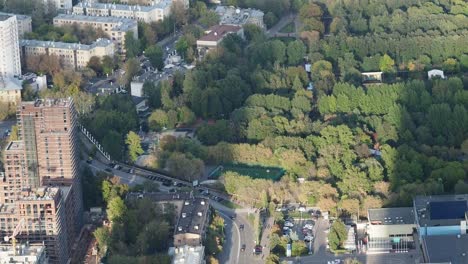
left=0, top=12, right=31, bottom=21
left=75, top=1, right=171, bottom=12
left=18, top=187, right=60, bottom=201
left=6, top=141, right=23, bottom=151
left=21, top=98, right=72, bottom=109
left=215, top=6, right=264, bottom=26
left=175, top=198, right=209, bottom=236
left=198, top=24, right=242, bottom=42
left=54, top=14, right=137, bottom=31
left=172, top=245, right=204, bottom=264
left=0, top=77, right=23, bottom=92
left=414, top=195, right=468, bottom=227
left=422, top=234, right=468, bottom=263
left=368, top=207, right=415, bottom=225
left=20, top=38, right=113, bottom=51
left=0, top=14, right=12, bottom=21
left=0, top=243, right=47, bottom=263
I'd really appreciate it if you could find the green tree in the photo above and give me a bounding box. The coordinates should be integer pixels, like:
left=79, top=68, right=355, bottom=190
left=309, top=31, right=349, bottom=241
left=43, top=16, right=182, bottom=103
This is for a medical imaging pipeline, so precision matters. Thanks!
left=94, top=227, right=110, bottom=254
left=107, top=197, right=127, bottom=223
left=379, top=54, right=395, bottom=72
left=287, top=40, right=306, bottom=65
left=328, top=220, right=347, bottom=251
left=148, top=109, right=168, bottom=131
left=145, top=45, right=164, bottom=70
left=125, top=131, right=144, bottom=162
left=124, top=31, right=141, bottom=58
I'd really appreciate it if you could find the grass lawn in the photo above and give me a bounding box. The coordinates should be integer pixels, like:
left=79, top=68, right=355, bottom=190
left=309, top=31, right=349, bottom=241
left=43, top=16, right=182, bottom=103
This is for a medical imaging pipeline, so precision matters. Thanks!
left=279, top=22, right=295, bottom=33
left=210, top=163, right=285, bottom=181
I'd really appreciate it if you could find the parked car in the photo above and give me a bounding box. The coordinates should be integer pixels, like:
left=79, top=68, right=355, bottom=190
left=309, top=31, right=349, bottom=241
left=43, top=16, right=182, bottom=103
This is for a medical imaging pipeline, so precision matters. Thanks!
left=104, top=168, right=112, bottom=173
left=304, top=235, right=314, bottom=242
left=254, top=245, right=262, bottom=254
left=86, top=158, right=92, bottom=164
left=239, top=224, right=244, bottom=230
left=241, top=244, right=246, bottom=252
left=284, top=221, right=294, bottom=227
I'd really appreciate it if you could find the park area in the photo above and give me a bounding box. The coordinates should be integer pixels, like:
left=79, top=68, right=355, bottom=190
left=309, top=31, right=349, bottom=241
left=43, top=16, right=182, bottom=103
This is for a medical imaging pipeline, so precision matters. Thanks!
left=210, top=163, right=284, bottom=181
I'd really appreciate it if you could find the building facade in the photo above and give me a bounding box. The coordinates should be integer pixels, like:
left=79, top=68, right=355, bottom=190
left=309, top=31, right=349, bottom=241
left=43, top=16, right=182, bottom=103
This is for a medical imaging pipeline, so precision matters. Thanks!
left=53, top=14, right=138, bottom=54
left=0, top=99, right=83, bottom=264
left=0, top=77, right=22, bottom=105
left=0, top=14, right=21, bottom=78
left=196, top=25, right=243, bottom=59
left=0, top=12, right=32, bottom=37
left=215, top=6, right=265, bottom=29
left=43, top=0, right=73, bottom=10
left=20, top=38, right=115, bottom=70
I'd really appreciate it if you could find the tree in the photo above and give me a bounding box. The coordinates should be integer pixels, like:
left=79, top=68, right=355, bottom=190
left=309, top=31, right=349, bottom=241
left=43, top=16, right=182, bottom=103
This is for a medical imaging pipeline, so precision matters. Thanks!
left=121, top=58, right=141, bottom=87
left=328, top=220, right=347, bottom=251
left=379, top=54, right=395, bottom=72
left=102, top=55, right=116, bottom=76
left=166, top=152, right=205, bottom=182
left=94, top=227, right=110, bottom=254
left=107, top=196, right=127, bottom=223
left=125, top=131, right=144, bottom=162
left=145, top=45, right=164, bottom=70
left=124, top=31, right=141, bottom=58
left=291, top=240, right=308, bottom=256
left=148, top=109, right=168, bottom=131
left=287, top=40, right=306, bottom=65
left=87, top=56, right=103, bottom=76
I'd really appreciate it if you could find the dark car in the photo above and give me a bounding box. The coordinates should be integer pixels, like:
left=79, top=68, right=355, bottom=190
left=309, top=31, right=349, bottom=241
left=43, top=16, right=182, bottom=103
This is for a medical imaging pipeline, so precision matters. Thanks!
left=108, top=162, right=115, bottom=168
left=239, top=224, right=244, bottom=230
left=176, top=182, right=185, bottom=187
left=230, top=215, right=236, bottom=220
left=169, top=188, right=176, bottom=193
left=162, top=181, right=171, bottom=187
left=254, top=245, right=262, bottom=254
left=86, top=158, right=92, bottom=164
left=241, top=244, right=246, bottom=252
left=104, top=168, right=112, bottom=173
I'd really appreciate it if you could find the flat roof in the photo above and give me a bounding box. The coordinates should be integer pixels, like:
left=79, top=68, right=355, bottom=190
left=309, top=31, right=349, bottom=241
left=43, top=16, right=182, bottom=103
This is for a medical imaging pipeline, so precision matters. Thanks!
left=54, top=14, right=137, bottom=31
left=198, top=24, right=242, bottom=42
left=75, top=1, right=170, bottom=11
left=6, top=141, right=23, bottom=151
left=0, top=77, right=23, bottom=92
left=215, top=6, right=264, bottom=26
left=20, top=38, right=113, bottom=51
left=175, top=198, right=209, bottom=236
left=173, top=245, right=204, bottom=264
left=0, top=12, right=31, bottom=21
left=422, top=234, right=468, bottom=263
left=414, top=195, right=468, bottom=227
left=0, top=14, right=12, bottom=21
left=368, top=207, right=414, bottom=225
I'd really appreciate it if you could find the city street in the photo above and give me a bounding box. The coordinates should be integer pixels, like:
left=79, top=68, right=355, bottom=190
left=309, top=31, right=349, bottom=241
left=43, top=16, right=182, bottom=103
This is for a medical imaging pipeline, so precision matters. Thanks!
left=284, top=252, right=419, bottom=264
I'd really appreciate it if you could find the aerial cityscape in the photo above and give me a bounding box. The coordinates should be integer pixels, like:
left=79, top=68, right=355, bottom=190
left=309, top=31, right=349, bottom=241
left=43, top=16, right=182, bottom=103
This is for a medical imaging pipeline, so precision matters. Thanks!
left=0, top=0, right=467, bottom=264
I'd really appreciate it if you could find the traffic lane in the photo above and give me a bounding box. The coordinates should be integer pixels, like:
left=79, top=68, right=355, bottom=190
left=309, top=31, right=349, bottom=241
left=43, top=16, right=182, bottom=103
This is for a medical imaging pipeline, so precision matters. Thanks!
left=236, top=212, right=264, bottom=264
left=313, top=218, right=330, bottom=256
left=86, top=160, right=146, bottom=186
left=284, top=252, right=416, bottom=264
left=215, top=208, right=240, bottom=264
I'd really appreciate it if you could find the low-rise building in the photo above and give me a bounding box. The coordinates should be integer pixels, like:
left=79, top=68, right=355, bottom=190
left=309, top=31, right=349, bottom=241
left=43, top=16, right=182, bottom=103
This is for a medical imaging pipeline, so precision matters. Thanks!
left=0, top=77, right=22, bottom=105
left=427, top=69, right=445, bottom=80
left=126, top=192, right=210, bottom=247
left=0, top=12, right=32, bottom=37
left=0, top=243, right=48, bottom=264
left=53, top=14, right=138, bottom=54
left=421, top=233, right=468, bottom=264
left=73, top=1, right=171, bottom=23
left=361, top=71, right=383, bottom=85
left=172, top=245, right=204, bottom=264
left=196, top=25, right=243, bottom=59
left=215, top=5, right=265, bottom=29
left=132, top=96, right=149, bottom=114
left=20, top=38, right=115, bottom=70
left=366, top=207, right=416, bottom=252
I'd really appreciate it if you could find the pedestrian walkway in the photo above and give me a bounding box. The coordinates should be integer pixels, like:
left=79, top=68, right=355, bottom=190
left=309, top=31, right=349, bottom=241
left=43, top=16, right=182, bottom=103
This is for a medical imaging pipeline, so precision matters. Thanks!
left=259, top=216, right=275, bottom=259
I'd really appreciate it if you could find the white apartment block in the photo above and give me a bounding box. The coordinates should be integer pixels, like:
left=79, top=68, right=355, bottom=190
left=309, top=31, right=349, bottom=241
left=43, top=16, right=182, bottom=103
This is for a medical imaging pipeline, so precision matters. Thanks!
left=73, top=1, right=172, bottom=23
left=0, top=12, right=32, bottom=37
left=20, top=38, right=115, bottom=70
left=53, top=14, right=138, bottom=53
left=43, top=0, right=73, bottom=10
left=0, top=14, right=21, bottom=78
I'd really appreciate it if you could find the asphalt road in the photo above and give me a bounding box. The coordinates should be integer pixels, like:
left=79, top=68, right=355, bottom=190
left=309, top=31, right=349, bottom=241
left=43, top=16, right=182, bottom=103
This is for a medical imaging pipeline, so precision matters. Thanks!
left=284, top=252, right=419, bottom=264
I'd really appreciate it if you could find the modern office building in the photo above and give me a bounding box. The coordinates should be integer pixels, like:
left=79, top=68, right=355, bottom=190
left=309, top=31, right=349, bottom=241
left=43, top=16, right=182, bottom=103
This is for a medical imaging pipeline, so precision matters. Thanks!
left=0, top=14, right=21, bottom=78
left=366, top=207, right=416, bottom=252
left=0, top=98, right=83, bottom=264
left=20, top=38, right=115, bottom=70
left=0, top=12, right=32, bottom=37
left=215, top=6, right=265, bottom=29
left=53, top=14, right=138, bottom=54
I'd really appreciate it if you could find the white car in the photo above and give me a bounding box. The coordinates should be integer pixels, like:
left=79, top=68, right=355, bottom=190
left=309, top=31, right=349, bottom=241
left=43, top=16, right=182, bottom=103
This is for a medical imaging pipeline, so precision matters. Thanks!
left=304, top=235, right=314, bottom=242
left=304, top=224, right=313, bottom=230
left=284, top=221, right=294, bottom=227
left=283, top=226, right=290, bottom=231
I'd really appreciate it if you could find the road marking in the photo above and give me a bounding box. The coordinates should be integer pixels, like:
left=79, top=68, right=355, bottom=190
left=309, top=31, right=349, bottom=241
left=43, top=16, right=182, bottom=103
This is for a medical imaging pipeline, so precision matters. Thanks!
left=216, top=210, right=241, bottom=264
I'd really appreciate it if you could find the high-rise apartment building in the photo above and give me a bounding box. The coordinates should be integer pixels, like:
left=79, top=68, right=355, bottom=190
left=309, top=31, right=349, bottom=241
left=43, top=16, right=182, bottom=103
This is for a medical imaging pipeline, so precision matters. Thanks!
left=0, top=14, right=21, bottom=78
left=0, top=98, right=83, bottom=264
